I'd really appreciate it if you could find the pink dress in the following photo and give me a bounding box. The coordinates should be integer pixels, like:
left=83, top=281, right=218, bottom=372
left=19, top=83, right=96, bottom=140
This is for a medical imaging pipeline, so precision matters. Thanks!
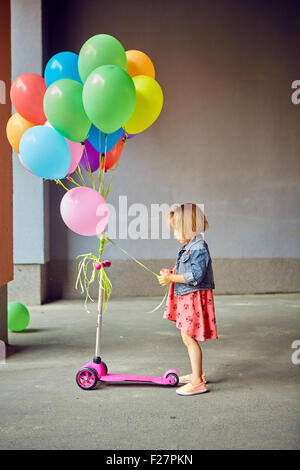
left=163, top=268, right=218, bottom=342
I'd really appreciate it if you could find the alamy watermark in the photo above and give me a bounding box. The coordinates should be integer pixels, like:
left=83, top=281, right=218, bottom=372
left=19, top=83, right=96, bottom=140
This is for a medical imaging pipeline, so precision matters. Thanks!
left=291, top=80, right=300, bottom=104
left=291, top=340, right=300, bottom=365
left=97, top=198, right=206, bottom=240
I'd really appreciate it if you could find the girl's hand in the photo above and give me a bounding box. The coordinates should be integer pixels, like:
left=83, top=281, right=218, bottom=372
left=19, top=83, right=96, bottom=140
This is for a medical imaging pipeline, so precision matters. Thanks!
left=158, top=269, right=172, bottom=286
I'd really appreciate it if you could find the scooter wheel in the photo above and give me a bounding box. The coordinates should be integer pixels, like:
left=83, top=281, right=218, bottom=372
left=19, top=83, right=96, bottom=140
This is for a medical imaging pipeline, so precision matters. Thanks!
left=76, top=367, right=98, bottom=390
left=166, top=373, right=179, bottom=387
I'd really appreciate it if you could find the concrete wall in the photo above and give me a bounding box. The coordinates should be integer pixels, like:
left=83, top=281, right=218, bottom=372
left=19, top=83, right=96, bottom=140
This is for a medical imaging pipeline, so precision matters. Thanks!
left=41, top=0, right=300, bottom=298
left=0, top=0, right=12, bottom=342
left=0, top=286, right=8, bottom=344
left=8, top=0, right=50, bottom=304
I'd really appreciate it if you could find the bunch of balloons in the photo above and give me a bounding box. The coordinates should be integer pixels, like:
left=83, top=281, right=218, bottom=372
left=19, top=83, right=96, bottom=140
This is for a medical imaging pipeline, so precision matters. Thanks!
left=6, top=34, right=163, bottom=237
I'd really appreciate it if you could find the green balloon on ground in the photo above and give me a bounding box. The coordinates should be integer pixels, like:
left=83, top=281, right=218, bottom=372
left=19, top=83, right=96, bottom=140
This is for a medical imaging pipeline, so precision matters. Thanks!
left=43, top=79, right=91, bottom=142
left=82, top=65, right=136, bottom=134
left=8, top=302, right=30, bottom=332
left=78, top=34, right=127, bottom=83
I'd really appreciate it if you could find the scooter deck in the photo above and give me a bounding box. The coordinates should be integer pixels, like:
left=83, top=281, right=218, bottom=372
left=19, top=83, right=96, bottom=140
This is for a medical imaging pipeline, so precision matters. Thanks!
left=100, top=373, right=166, bottom=385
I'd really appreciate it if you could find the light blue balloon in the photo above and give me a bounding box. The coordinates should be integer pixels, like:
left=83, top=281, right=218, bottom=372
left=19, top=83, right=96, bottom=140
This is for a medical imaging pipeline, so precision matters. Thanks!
left=44, top=52, right=82, bottom=87
left=19, top=126, right=71, bottom=179
left=87, top=125, right=123, bottom=153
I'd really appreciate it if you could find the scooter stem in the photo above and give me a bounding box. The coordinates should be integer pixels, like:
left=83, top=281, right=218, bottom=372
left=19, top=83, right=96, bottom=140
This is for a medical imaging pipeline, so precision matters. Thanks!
left=95, top=266, right=104, bottom=359
left=95, top=234, right=105, bottom=361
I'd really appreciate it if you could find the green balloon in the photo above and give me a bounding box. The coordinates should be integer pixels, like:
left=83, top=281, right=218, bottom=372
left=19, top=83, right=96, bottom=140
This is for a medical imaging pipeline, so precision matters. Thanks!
left=43, top=79, right=91, bottom=142
left=83, top=65, right=136, bottom=134
left=78, top=34, right=127, bottom=83
left=8, top=302, right=30, bottom=332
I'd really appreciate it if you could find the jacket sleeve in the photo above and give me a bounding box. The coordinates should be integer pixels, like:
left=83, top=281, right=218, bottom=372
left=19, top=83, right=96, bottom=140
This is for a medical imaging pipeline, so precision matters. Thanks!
left=182, top=247, right=208, bottom=286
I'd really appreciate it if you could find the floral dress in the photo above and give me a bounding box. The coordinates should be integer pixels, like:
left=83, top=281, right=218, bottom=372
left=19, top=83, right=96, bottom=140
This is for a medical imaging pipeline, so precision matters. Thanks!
left=163, top=268, right=218, bottom=342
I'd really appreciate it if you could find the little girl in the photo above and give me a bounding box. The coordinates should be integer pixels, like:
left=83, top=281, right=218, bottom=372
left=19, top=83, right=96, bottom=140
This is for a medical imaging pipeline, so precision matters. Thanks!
left=158, top=203, right=217, bottom=396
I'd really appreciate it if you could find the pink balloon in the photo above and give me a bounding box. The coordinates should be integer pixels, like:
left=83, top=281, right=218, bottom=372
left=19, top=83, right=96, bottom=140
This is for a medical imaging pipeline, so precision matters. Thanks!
left=67, top=140, right=84, bottom=175
left=44, top=121, right=83, bottom=175
left=60, top=186, right=109, bottom=236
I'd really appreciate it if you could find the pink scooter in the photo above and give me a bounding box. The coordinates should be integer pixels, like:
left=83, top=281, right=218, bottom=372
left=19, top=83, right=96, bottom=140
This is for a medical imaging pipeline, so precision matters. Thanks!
left=76, top=259, right=179, bottom=390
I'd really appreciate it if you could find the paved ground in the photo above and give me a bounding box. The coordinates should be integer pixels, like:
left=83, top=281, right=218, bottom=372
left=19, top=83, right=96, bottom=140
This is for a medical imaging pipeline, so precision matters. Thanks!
left=0, top=294, right=299, bottom=450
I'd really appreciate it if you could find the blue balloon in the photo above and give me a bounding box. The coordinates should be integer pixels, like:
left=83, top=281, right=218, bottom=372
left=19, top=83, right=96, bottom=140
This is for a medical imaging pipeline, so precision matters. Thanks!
left=44, top=52, right=82, bottom=87
left=87, top=125, right=123, bottom=153
left=19, top=126, right=71, bottom=179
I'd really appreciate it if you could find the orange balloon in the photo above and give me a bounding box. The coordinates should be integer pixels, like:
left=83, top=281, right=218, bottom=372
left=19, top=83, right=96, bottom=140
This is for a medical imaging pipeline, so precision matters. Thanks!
left=6, top=113, right=35, bottom=153
left=126, top=50, right=155, bottom=79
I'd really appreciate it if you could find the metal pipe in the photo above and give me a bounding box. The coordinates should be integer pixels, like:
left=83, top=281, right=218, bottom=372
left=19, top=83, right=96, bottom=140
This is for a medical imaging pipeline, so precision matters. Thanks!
left=95, top=260, right=104, bottom=358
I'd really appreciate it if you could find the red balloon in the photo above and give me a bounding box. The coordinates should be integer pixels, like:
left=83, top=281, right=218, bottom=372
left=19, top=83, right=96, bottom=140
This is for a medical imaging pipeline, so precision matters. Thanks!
left=101, top=137, right=125, bottom=170
left=10, top=73, right=47, bottom=125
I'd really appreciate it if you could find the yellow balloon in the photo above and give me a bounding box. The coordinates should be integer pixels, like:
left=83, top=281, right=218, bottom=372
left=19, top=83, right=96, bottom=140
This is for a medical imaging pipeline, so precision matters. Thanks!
left=6, top=113, right=34, bottom=153
left=124, top=75, right=163, bottom=134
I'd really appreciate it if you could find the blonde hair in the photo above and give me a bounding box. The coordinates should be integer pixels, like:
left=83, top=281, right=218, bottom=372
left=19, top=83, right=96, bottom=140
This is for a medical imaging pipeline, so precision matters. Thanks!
left=168, top=203, right=209, bottom=240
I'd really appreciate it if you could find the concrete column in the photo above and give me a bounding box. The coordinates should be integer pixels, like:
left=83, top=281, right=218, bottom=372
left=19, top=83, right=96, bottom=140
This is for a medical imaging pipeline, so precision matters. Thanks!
left=0, top=286, right=8, bottom=344
left=0, top=0, right=12, bottom=343
left=8, top=0, right=50, bottom=305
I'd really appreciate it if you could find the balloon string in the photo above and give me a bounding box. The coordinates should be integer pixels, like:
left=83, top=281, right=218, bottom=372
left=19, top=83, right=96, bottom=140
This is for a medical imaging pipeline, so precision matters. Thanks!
left=105, top=236, right=160, bottom=278
left=55, top=179, right=69, bottom=191
left=104, top=236, right=171, bottom=314
left=67, top=175, right=81, bottom=187
left=76, top=235, right=170, bottom=314
left=97, top=136, right=103, bottom=194
left=75, top=255, right=111, bottom=313
left=102, top=135, right=108, bottom=181
left=99, top=232, right=106, bottom=257
left=76, top=164, right=86, bottom=186
left=104, top=147, right=122, bottom=200
left=82, top=145, right=95, bottom=189
left=75, top=139, right=170, bottom=314
left=99, top=134, right=108, bottom=196
left=98, top=133, right=102, bottom=194
left=75, top=234, right=112, bottom=313
left=145, top=288, right=169, bottom=314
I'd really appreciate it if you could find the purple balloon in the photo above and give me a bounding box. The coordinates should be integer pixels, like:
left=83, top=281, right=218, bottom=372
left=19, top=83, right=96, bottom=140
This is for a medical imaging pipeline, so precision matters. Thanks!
left=80, top=140, right=101, bottom=173
left=122, top=130, right=136, bottom=140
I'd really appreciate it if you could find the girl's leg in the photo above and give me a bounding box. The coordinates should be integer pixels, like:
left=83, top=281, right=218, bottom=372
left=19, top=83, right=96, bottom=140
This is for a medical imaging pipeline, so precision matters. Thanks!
left=181, top=330, right=203, bottom=385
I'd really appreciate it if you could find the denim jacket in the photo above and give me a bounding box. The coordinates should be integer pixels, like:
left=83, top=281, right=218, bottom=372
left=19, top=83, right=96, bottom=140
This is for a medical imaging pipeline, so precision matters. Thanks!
left=174, top=234, right=215, bottom=296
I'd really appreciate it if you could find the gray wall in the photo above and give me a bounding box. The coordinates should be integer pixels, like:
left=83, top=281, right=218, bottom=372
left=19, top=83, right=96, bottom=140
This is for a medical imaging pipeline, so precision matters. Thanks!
left=8, top=0, right=298, bottom=300
left=44, top=0, right=300, bottom=264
